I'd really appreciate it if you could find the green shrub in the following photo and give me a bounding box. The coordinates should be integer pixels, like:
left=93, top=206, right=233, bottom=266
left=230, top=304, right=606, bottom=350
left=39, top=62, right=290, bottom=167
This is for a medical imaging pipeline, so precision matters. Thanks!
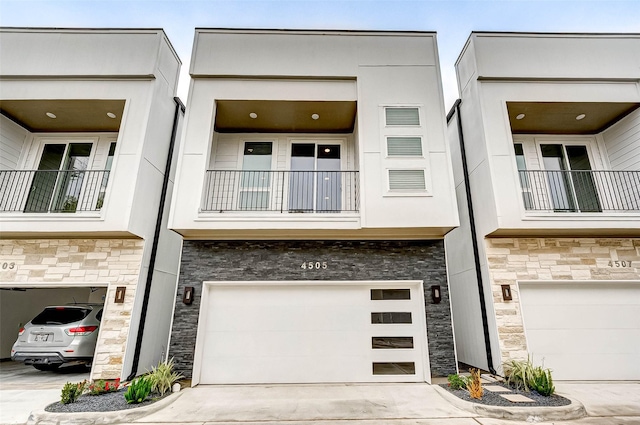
left=60, top=380, right=86, bottom=404
left=147, top=358, right=184, bottom=396
left=124, top=377, right=152, bottom=404
left=530, top=366, right=555, bottom=396
left=447, top=374, right=468, bottom=390
left=503, top=355, right=555, bottom=396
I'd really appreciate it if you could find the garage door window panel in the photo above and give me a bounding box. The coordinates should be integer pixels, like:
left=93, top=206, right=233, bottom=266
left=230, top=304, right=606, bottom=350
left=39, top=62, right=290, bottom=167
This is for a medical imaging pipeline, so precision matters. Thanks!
left=371, top=289, right=411, bottom=300
left=372, top=337, right=414, bottom=349
left=371, top=312, right=412, bottom=324
left=372, top=362, right=416, bottom=375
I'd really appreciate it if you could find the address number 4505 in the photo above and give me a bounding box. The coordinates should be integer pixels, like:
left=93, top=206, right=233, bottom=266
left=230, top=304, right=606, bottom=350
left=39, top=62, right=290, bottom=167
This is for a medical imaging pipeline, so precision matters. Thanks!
left=301, top=261, right=328, bottom=270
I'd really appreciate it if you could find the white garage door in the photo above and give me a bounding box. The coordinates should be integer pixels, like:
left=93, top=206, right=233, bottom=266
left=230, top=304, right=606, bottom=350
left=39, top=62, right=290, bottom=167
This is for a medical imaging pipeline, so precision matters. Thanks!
left=195, top=281, right=429, bottom=384
left=519, top=282, right=640, bottom=380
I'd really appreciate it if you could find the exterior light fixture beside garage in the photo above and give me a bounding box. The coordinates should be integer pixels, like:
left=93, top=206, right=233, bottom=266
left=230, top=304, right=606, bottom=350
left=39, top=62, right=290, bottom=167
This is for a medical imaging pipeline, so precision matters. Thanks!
left=183, top=286, right=194, bottom=305
left=430, top=285, right=441, bottom=304
left=114, top=287, right=126, bottom=303
left=501, top=285, right=512, bottom=301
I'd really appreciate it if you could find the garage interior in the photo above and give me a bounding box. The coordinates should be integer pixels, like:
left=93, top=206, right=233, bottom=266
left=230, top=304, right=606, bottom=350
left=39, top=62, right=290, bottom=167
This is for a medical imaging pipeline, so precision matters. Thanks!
left=0, top=286, right=106, bottom=361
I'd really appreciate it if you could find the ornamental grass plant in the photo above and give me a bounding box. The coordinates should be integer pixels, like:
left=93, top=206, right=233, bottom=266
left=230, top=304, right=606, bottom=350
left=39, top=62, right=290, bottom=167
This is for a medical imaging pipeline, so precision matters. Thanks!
left=147, top=357, right=184, bottom=396
left=504, top=355, right=555, bottom=396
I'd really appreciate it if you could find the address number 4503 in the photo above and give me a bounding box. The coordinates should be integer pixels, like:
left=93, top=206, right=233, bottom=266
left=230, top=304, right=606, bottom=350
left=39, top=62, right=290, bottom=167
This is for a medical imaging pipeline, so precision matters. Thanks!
left=301, top=261, right=328, bottom=270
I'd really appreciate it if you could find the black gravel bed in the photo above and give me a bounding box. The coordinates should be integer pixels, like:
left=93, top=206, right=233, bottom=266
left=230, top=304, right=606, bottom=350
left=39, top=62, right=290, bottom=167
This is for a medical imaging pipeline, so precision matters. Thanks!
left=440, top=383, right=572, bottom=407
left=45, top=389, right=170, bottom=413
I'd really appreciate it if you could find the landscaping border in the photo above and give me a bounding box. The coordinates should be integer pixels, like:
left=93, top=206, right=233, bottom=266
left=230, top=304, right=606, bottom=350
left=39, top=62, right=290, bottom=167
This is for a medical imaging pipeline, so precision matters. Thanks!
left=434, top=385, right=587, bottom=421
left=26, top=391, right=183, bottom=425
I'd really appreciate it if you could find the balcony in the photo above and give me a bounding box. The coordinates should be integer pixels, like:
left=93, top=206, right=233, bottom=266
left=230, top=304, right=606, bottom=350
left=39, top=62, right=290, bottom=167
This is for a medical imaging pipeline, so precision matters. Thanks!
left=201, top=170, right=359, bottom=213
left=518, top=170, right=640, bottom=213
left=0, top=169, right=110, bottom=213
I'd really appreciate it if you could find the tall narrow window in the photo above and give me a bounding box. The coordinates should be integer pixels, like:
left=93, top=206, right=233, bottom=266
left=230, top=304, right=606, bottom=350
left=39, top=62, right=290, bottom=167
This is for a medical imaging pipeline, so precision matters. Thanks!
left=514, top=144, right=533, bottom=210
left=96, top=142, right=116, bottom=210
left=239, top=142, right=273, bottom=210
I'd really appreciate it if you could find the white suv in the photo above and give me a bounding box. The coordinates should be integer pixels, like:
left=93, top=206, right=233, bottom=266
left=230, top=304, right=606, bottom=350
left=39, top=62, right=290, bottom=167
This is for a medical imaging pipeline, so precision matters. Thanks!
left=11, top=304, right=102, bottom=371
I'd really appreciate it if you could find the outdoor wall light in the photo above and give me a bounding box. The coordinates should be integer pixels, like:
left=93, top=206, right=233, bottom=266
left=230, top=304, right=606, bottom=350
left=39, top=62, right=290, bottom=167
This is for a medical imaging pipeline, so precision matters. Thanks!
left=183, top=286, right=194, bottom=305
left=114, top=286, right=126, bottom=303
left=501, top=285, right=513, bottom=301
left=430, top=285, right=441, bottom=304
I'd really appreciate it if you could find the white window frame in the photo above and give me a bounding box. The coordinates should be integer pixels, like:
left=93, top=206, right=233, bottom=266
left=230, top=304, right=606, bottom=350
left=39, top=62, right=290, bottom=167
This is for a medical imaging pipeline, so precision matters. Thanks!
left=380, top=105, right=431, bottom=196
left=385, top=136, right=424, bottom=158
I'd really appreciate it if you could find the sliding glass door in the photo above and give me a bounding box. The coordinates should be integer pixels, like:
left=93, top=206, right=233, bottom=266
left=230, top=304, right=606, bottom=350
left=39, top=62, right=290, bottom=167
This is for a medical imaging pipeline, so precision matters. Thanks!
left=289, top=143, right=341, bottom=212
left=24, top=143, right=92, bottom=213
left=541, top=144, right=601, bottom=212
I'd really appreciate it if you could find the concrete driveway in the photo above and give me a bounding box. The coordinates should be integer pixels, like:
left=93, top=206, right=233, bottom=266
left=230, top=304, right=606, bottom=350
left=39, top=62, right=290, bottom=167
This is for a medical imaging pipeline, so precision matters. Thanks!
left=0, top=361, right=89, bottom=424
left=133, top=383, right=479, bottom=424
left=129, top=381, right=640, bottom=425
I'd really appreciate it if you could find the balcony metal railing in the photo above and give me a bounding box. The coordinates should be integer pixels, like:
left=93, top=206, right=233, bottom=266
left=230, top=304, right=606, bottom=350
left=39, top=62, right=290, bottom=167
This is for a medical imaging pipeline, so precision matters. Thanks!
left=202, top=170, right=359, bottom=213
left=0, top=170, right=111, bottom=213
left=518, top=170, right=640, bottom=212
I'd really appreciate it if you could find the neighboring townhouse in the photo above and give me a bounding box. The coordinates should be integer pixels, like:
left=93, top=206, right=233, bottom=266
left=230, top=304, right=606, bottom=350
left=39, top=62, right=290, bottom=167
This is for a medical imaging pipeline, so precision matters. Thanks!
left=0, top=28, right=184, bottom=381
left=168, top=29, right=460, bottom=385
left=446, top=32, right=640, bottom=380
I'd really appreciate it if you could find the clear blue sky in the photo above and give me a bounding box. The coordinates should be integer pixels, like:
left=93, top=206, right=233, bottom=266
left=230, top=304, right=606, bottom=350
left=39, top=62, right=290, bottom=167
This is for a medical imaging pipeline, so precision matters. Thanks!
left=2, top=0, right=639, bottom=109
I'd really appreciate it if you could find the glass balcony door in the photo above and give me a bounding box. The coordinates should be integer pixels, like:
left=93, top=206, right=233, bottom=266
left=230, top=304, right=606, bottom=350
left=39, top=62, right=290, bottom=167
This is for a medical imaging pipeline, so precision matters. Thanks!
left=541, top=144, right=601, bottom=212
left=289, top=143, right=341, bottom=212
left=24, top=143, right=92, bottom=213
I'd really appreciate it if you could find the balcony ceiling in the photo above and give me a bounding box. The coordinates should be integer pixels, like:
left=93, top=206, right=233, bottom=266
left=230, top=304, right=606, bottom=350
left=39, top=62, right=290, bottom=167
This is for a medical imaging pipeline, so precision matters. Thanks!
left=215, top=100, right=357, bottom=133
left=507, top=102, right=640, bottom=134
left=0, top=99, right=124, bottom=132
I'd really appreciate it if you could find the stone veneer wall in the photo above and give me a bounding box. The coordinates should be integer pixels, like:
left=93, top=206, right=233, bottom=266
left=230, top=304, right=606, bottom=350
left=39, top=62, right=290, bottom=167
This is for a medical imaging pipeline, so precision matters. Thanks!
left=169, top=240, right=456, bottom=379
left=485, top=237, right=640, bottom=364
left=0, top=239, right=144, bottom=379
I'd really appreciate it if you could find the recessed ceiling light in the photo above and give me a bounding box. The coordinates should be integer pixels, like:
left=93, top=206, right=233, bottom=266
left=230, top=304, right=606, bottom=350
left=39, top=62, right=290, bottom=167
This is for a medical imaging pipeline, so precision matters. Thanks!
left=311, top=114, right=320, bottom=120
left=249, top=112, right=258, bottom=119
left=324, top=148, right=331, bottom=153
left=106, top=112, right=116, bottom=119
left=45, top=112, right=57, bottom=119
left=516, top=113, right=525, bottom=120
left=576, top=114, right=586, bottom=120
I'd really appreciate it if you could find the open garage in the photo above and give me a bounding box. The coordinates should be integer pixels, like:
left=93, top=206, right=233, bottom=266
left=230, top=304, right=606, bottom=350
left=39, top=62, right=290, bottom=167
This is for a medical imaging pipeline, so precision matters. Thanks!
left=0, top=285, right=106, bottom=371
left=519, top=281, right=640, bottom=380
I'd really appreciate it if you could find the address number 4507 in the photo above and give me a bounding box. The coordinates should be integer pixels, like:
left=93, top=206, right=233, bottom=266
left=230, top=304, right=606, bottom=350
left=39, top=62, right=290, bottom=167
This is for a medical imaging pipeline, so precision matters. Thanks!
left=301, top=261, right=328, bottom=270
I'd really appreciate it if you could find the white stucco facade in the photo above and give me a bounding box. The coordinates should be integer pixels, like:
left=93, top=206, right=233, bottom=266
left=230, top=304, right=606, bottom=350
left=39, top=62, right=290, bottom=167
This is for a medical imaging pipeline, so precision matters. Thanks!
left=0, top=28, right=183, bottom=380
left=446, top=33, right=640, bottom=379
left=169, top=29, right=459, bottom=239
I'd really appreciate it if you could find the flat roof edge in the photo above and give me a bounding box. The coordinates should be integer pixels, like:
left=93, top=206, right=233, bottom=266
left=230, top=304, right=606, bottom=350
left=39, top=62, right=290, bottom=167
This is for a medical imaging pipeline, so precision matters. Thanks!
left=194, top=28, right=437, bottom=36
left=469, top=31, right=640, bottom=37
